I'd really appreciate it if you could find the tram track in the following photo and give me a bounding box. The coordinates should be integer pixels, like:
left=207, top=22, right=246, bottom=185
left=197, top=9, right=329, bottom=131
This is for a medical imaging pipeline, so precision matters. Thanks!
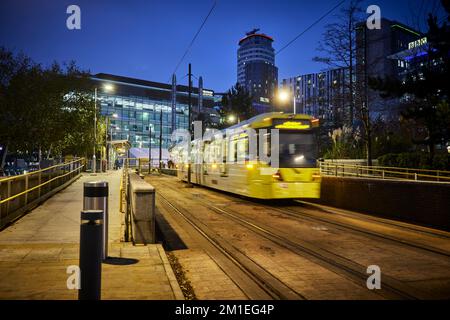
left=156, top=190, right=306, bottom=300
left=154, top=179, right=434, bottom=300
left=266, top=203, right=450, bottom=258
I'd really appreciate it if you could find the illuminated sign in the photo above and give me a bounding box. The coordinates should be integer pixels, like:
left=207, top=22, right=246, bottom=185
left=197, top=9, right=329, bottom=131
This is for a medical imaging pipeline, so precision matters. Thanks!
left=408, top=37, right=427, bottom=50
left=202, top=89, right=214, bottom=97
left=275, top=121, right=310, bottom=130
left=260, top=97, right=270, bottom=103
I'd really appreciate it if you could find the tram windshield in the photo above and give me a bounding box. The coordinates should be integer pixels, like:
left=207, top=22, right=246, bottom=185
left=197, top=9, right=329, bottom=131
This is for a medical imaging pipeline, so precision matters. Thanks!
left=278, top=131, right=318, bottom=168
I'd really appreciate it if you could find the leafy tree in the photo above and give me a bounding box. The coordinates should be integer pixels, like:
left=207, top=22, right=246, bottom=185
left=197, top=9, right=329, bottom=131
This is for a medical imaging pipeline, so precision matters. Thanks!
left=219, top=82, right=255, bottom=128
left=369, top=4, right=450, bottom=164
left=0, top=47, right=96, bottom=168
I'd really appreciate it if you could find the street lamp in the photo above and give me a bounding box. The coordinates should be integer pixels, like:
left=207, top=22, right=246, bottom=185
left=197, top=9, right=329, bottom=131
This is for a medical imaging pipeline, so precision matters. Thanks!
left=106, top=113, right=119, bottom=170
left=278, top=89, right=297, bottom=114
left=227, top=114, right=240, bottom=124
left=93, top=83, right=114, bottom=174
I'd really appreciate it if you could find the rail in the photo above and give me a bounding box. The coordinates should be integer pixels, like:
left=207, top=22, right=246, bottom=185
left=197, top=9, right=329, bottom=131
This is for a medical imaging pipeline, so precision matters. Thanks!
left=0, top=158, right=85, bottom=228
left=319, top=161, right=450, bottom=183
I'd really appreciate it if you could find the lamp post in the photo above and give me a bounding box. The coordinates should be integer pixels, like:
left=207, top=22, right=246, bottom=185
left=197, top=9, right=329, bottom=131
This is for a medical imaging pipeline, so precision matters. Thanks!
left=227, top=114, right=240, bottom=124
left=107, top=113, right=118, bottom=170
left=93, top=83, right=114, bottom=174
left=93, top=88, right=97, bottom=174
left=278, top=89, right=296, bottom=114
left=159, top=106, right=163, bottom=172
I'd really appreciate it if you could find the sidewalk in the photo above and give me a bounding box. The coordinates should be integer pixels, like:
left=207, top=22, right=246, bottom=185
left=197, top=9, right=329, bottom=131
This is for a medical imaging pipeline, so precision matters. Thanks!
left=0, top=171, right=183, bottom=300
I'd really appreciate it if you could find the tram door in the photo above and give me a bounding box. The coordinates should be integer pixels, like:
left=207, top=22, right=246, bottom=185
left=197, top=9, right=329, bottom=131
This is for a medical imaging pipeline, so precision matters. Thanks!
left=221, top=139, right=228, bottom=176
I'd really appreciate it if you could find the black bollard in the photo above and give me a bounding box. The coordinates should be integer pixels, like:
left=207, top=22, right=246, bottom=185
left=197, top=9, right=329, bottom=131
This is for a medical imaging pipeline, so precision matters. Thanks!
left=83, top=181, right=109, bottom=260
left=78, top=210, right=103, bottom=300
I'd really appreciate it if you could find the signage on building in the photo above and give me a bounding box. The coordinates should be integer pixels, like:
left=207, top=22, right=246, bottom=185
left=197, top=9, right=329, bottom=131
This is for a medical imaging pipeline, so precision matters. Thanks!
left=408, top=37, right=427, bottom=50
left=202, top=89, right=214, bottom=97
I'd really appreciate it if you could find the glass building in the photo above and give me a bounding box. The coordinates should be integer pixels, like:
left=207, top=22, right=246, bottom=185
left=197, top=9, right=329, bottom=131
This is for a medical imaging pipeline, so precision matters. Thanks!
left=91, top=73, right=217, bottom=160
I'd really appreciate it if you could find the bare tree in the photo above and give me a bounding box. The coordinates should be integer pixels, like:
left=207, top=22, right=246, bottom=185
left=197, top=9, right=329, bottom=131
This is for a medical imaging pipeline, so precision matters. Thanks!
left=314, top=0, right=364, bottom=128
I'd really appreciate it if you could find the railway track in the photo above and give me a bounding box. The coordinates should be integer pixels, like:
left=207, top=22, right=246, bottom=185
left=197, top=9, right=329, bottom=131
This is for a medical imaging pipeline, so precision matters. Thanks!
left=157, top=190, right=306, bottom=300
left=266, top=203, right=450, bottom=258
left=154, top=179, right=440, bottom=300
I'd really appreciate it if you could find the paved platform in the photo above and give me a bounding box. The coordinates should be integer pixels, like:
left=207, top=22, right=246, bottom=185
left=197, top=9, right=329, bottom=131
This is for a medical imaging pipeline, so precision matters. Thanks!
left=0, top=171, right=183, bottom=300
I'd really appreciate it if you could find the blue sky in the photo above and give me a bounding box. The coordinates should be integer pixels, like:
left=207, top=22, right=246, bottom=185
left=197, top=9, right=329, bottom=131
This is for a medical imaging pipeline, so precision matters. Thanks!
left=0, top=0, right=446, bottom=92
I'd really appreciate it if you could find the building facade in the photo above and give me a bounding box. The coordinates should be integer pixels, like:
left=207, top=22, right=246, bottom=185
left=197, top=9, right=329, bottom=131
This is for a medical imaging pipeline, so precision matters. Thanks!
left=281, top=67, right=350, bottom=129
left=91, top=73, right=217, bottom=160
left=237, top=29, right=278, bottom=111
left=355, top=18, right=421, bottom=119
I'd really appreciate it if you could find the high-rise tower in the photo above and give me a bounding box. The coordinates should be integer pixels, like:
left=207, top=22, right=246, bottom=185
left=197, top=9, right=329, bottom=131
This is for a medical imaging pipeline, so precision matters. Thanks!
left=237, top=29, right=278, bottom=112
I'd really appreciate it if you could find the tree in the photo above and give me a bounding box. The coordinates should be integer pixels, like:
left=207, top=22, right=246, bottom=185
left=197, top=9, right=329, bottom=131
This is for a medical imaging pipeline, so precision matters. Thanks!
left=314, top=0, right=364, bottom=128
left=313, top=0, right=375, bottom=164
left=219, top=82, right=255, bottom=128
left=369, top=4, right=450, bottom=164
left=0, top=47, right=96, bottom=168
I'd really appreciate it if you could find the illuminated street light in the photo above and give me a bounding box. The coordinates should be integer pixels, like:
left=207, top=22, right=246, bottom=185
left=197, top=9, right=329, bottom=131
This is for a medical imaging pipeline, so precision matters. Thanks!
left=278, top=90, right=289, bottom=102
left=277, top=89, right=296, bottom=114
left=103, top=83, right=114, bottom=92
left=93, top=83, right=115, bottom=173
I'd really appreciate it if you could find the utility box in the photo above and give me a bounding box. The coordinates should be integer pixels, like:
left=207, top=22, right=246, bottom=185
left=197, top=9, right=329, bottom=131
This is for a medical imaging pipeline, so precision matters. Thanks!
left=128, top=173, right=156, bottom=244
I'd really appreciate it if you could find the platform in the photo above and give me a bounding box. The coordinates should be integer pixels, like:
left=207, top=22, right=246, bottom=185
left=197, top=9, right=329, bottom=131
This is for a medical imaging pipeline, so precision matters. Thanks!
left=0, top=171, right=183, bottom=300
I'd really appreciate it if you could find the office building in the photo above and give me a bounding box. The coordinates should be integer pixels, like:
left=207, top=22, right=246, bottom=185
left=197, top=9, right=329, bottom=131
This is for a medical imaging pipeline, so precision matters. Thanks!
left=355, top=18, right=421, bottom=119
left=91, top=73, right=217, bottom=161
left=237, top=29, right=278, bottom=112
left=281, top=67, right=350, bottom=129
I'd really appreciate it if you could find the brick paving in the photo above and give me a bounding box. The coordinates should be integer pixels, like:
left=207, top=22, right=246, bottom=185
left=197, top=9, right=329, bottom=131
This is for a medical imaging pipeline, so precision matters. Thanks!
left=0, top=171, right=183, bottom=300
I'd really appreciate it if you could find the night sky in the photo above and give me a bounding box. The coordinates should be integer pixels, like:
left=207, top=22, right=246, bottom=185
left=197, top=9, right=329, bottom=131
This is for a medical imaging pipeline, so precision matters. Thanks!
left=0, top=0, right=446, bottom=92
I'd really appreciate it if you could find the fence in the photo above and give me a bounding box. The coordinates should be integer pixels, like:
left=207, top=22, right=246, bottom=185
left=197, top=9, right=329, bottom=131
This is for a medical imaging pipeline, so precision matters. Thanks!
left=0, top=158, right=85, bottom=229
left=319, top=161, right=450, bottom=183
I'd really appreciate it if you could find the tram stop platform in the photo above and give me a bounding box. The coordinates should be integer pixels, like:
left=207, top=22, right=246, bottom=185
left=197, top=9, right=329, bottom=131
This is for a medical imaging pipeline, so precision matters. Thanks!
left=0, top=170, right=183, bottom=300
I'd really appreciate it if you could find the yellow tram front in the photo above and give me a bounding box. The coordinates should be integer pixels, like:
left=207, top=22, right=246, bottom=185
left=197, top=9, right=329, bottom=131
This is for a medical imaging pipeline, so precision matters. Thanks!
left=245, top=114, right=321, bottom=199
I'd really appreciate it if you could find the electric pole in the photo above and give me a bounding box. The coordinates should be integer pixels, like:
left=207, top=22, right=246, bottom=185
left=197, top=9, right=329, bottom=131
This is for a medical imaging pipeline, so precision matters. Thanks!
left=187, top=63, right=193, bottom=187
left=159, top=107, right=163, bottom=172
left=149, top=124, right=152, bottom=174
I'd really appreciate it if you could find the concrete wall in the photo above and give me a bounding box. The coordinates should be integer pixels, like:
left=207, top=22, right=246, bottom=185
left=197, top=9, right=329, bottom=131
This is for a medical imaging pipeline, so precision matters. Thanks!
left=315, top=177, right=450, bottom=231
left=128, top=172, right=156, bottom=244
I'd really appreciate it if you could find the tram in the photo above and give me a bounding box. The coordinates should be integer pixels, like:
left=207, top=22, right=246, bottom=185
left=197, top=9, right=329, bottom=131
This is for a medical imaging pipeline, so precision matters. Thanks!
left=169, top=112, right=321, bottom=199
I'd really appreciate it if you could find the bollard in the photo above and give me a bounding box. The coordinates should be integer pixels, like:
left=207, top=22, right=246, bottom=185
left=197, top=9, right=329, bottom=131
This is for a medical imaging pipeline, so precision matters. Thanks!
left=79, top=210, right=103, bottom=300
left=83, top=181, right=109, bottom=260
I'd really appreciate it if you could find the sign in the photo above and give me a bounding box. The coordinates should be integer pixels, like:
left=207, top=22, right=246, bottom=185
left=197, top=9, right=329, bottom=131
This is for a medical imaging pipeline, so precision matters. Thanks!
left=202, top=89, right=214, bottom=97
left=275, top=121, right=310, bottom=130
left=408, top=37, right=427, bottom=50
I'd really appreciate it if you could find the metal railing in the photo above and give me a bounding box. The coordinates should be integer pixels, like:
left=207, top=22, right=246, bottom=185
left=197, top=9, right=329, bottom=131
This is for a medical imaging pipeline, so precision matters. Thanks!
left=0, top=158, right=85, bottom=228
left=319, top=161, right=450, bottom=183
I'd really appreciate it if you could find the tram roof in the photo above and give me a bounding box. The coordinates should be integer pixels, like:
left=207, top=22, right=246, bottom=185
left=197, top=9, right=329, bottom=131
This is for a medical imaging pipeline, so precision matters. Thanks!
left=226, top=112, right=313, bottom=131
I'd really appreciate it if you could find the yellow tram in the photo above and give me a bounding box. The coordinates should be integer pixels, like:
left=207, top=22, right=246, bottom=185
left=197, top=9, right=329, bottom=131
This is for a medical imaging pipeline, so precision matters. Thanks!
left=170, top=112, right=321, bottom=199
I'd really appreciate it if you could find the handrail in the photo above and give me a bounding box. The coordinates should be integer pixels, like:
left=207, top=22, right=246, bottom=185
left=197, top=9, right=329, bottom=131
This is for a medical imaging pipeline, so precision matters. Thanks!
left=0, top=158, right=85, bottom=182
left=321, top=161, right=450, bottom=175
left=319, top=161, right=450, bottom=182
left=0, top=158, right=85, bottom=228
left=0, top=158, right=85, bottom=205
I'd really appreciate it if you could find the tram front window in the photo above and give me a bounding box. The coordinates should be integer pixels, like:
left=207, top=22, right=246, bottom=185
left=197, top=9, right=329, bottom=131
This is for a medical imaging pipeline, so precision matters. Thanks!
left=278, top=132, right=317, bottom=168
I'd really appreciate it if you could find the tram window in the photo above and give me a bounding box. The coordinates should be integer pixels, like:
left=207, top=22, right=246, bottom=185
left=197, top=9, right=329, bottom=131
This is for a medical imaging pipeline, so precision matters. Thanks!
left=222, top=140, right=228, bottom=163
left=237, top=138, right=248, bottom=163
left=263, top=133, right=271, bottom=157
left=229, top=139, right=238, bottom=163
